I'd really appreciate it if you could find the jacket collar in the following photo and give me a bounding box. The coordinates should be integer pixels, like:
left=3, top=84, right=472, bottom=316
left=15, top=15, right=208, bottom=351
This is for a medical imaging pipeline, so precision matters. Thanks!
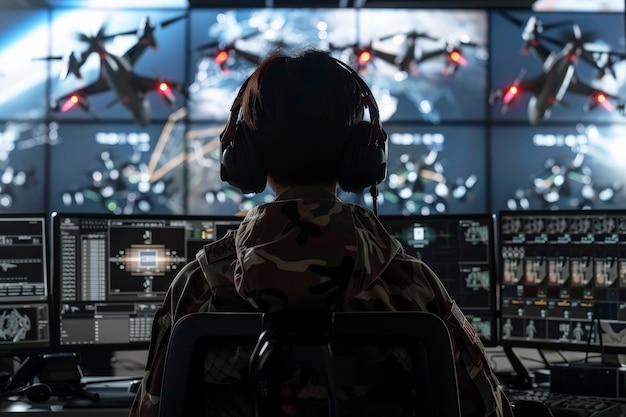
left=274, top=186, right=339, bottom=202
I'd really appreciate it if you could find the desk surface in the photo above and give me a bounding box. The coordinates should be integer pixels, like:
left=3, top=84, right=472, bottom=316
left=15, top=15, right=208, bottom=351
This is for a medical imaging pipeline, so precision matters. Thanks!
left=1, top=401, right=130, bottom=416
left=1, top=377, right=137, bottom=416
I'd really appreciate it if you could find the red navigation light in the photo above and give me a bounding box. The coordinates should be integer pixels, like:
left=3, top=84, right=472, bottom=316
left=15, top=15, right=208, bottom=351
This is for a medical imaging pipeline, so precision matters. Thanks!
left=60, top=94, right=79, bottom=112
left=358, top=50, right=372, bottom=66
left=158, top=81, right=176, bottom=104
left=448, top=50, right=466, bottom=66
left=215, top=50, right=229, bottom=65
left=503, top=86, right=519, bottom=104
left=596, top=93, right=614, bottom=111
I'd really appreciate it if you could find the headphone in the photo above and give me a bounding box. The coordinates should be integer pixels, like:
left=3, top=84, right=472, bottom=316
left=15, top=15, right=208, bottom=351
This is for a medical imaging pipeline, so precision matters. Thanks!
left=0, top=382, right=52, bottom=404
left=219, top=56, right=387, bottom=195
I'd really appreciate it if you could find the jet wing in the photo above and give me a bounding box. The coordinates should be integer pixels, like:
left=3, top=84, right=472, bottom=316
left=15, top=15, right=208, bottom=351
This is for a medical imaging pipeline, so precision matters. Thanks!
left=55, top=78, right=110, bottom=102
left=489, top=73, right=545, bottom=109
left=132, top=74, right=185, bottom=94
left=515, top=75, right=546, bottom=95
left=417, top=48, right=446, bottom=63
left=568, top=78, right=625, bottom=114
left=52, top=78, right=111, bottom=112
left=131, top=74, right=187, bottom=106
left=568, top=78, right=616, bottom=98
left=372, top=49, right=403, bottom=67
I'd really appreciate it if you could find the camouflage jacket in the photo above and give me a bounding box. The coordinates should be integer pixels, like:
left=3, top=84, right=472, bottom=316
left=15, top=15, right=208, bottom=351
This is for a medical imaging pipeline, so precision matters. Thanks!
left=128, top=186, right=513, bottom=417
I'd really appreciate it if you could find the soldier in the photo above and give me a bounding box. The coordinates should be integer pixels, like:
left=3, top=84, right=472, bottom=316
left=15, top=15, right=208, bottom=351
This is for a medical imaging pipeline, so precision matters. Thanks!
left=129, top=48, right=513, bottom=417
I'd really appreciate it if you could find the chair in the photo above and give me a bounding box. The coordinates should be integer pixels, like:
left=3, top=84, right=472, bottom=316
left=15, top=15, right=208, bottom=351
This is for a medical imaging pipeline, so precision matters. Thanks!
left=158, top=311, right=461, bottom=417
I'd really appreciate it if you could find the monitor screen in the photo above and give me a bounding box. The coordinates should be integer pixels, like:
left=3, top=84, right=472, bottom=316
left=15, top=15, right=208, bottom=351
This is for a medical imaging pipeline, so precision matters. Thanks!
left=0, top=215, right=50, bottom=354
left=48, top=122, right=186, bottom=215
left=489, top=10, right=626, bottom=126
left=378, top=213, right=498, bottom=346
left=48, top=8, right=188, bottom=125
left=499, top=210, right=626, bottom=353
left=50, top=213, right=243, bottom=351
left=489, top=123, right=626, bottom=213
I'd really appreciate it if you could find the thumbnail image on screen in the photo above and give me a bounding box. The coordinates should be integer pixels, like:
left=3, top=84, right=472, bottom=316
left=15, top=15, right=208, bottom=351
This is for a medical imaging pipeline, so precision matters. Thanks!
left=499, top=210, right=626, bottom=353
left=0, top=216, right=50, bottom=353
left=379, top=214, right=498, bottom=346
left=51, top=213, right=242, bottom=350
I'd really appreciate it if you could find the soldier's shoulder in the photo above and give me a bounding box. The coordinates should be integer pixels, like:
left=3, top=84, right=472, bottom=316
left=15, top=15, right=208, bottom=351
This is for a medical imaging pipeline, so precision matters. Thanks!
left=203, top=230, right=237, bottom=265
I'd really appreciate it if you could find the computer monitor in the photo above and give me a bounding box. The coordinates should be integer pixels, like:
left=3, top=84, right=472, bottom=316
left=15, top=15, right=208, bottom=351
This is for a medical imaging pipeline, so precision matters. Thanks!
left=0, top=215, right=51, bottom=354
left=499, top=210, right=626, bottom=354
left=378, top=214, right=498, bottom=346
left=50, top=213, right=243, bottom=352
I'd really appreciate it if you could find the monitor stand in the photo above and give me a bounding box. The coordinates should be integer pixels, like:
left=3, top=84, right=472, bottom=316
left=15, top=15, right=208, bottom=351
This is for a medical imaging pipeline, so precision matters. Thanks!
left=8, top=352, right=99, bottom=401
left=503, top=346, right=537, bottom=390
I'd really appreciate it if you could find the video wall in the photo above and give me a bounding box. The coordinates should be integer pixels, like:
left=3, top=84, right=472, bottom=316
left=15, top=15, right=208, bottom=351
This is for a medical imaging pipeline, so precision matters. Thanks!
left=0, top=6, right=624, bottom=215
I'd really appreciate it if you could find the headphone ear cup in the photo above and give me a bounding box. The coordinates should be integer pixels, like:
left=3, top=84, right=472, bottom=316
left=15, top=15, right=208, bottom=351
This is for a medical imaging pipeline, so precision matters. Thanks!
left=25, top=383, right=52, bottom=403
left=338, top=121, right=387, bottom=193
left=1, top=382, right=51, bottom=403
left=220, top=122, right=267, bottom=194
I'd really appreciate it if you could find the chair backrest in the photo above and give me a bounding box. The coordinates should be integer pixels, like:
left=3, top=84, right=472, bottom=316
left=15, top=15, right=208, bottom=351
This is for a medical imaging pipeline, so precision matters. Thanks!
left=159, top=311, right=461, bottom=417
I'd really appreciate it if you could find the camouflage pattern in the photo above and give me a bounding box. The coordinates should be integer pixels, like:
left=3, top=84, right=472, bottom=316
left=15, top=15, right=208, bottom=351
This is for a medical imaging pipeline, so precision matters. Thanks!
left=128, top=186, right=513, bottom=417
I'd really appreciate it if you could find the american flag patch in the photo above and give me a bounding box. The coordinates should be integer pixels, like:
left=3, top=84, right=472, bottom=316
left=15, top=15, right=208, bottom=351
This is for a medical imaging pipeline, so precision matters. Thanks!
left=451, top=301, right=477, bottom=345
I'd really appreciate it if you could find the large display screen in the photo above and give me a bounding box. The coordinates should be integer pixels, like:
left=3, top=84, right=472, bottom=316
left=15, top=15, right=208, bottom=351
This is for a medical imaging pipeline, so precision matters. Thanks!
left=47, top=8, right=188, bottom=125
left=490, top=123, right=626, bottom=212
left=0, top=5, right=623, bottom=217
left=48, top=122, right=186, bottom=215
left=187, top=8, right=488, bottom=124
left=489, top=10, right=626, bottom=125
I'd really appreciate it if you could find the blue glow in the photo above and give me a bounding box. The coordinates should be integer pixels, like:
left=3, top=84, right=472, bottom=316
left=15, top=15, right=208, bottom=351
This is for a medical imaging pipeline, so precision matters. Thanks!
left=0, top=12, right=49, bottom=108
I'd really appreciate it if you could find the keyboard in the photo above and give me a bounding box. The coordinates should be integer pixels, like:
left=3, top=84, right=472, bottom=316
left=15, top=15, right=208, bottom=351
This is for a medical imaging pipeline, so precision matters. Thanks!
left=503, top=388, right=623, bottom=417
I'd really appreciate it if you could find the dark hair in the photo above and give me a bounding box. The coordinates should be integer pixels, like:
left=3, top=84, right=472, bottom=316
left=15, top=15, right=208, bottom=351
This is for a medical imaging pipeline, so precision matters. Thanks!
left=239, top=48, right=367, bottom=187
